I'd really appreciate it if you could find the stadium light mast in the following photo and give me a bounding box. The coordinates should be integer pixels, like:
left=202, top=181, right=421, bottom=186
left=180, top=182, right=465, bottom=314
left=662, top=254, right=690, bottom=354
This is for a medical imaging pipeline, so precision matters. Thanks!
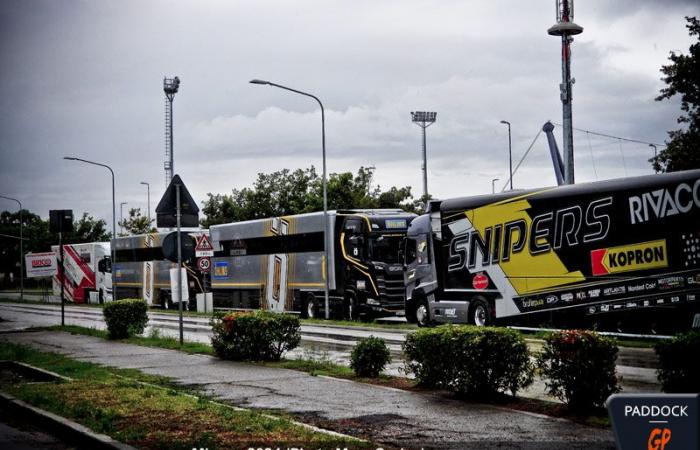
left=548, top=0, right=583, bottom=185
left=411, top=111, right=437, bottom=199
left=163, top=76, right=180, bottom=188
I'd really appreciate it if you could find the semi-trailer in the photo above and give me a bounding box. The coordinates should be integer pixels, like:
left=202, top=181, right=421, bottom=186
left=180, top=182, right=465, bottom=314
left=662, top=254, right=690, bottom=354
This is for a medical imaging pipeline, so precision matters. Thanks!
left=52, top=242, right=112, bottom=303
left=209, top=209, right=416, bottom=319
left=404, top=170, right=700, bottom=332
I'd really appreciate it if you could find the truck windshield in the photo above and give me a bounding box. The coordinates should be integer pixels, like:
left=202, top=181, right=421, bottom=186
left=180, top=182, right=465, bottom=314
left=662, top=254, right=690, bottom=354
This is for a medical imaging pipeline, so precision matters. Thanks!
left=368, top=234, right=404, bottom=264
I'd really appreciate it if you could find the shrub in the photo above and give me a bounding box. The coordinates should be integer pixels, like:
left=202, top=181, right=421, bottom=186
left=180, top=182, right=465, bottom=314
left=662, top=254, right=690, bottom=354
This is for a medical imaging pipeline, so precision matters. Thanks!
left=210, top=310, right=301, bottom=361
left=655, top=330, right=700, bottom=393
left=102, top=299, right=148, bottom=339
left=350, top=336, right=392, bottom=377
left=536, top=330, right=620, bottom=412
left=403, top=326, right=534, bottom=398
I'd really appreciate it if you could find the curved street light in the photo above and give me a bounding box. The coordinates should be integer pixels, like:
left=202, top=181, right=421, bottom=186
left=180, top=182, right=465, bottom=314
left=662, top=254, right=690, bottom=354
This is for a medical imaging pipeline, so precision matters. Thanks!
left=63, top=156, right=117, bottom=300
left=250, top=79, right=330, bottom=319
left=0, top=195, right=23, bottom=301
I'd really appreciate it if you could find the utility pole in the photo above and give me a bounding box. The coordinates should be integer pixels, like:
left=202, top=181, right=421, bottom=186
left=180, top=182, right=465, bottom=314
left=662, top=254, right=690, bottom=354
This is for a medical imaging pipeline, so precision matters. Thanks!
left=0, top=195, right=23, bottom=301
left=548, top=0, right=583, bottom=185
left=411, top=111, right=437, bottom=199
left=164, top=76, right=180, bottom=188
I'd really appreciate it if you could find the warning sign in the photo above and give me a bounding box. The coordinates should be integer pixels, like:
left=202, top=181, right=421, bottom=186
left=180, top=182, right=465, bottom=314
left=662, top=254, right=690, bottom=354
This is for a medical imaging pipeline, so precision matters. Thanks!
left=195, top=234, right=214, bottom=257
left=591, top=239, right=668, bottom=276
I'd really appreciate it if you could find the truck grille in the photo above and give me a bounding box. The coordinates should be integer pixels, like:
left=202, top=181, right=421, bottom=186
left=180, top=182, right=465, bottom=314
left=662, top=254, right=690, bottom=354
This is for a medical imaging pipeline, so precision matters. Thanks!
left=376, top=272, right=406, bottom=308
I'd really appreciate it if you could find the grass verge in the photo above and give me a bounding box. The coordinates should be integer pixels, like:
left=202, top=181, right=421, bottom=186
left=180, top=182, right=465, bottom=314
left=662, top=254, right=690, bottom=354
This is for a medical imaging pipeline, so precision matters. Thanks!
left=0, top=342, right=368, bottom=450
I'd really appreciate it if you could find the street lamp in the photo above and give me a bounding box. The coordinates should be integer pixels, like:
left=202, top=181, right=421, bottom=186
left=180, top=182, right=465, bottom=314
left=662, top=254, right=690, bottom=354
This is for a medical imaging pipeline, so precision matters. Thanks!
left=63, top=156, right=117, bottom=300
left=491, top=178, right=499, bottom=194
left=250, top=78, right=331, bottom=319
left=500, top=120, right=513, bottom=190
left=163, top=76, right=180, bottom=187
left=411, top=111, right=437, bottom=199
left=140, top=181, right=151, bottom=223
left=649, top=144, right=658, bottom=173
left=120, top=202, right=128, bottom=233
left=0, top=195, right=23, bottom=301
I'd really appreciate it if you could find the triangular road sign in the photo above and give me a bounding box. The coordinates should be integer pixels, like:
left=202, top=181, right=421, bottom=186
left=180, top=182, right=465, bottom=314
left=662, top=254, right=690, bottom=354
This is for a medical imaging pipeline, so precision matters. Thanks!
left=156, top=174, right=200, bottom=228
left=196, top=234, right=213, bottom=251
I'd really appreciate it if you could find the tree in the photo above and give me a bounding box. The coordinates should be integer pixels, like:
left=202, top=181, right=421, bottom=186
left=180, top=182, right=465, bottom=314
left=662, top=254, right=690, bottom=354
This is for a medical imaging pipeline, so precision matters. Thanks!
left=68, top=212, right=112, bottom=243
left=118, top=208, right=154, bottom=236
left=652, top=16, right=700, bottom=172
left=201, top=166, right=416, bottom=226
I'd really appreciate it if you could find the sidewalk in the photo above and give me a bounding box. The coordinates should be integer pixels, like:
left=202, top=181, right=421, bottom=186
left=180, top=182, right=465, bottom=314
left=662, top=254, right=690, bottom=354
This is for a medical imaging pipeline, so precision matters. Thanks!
left=1, top=330, right=616, bottom=449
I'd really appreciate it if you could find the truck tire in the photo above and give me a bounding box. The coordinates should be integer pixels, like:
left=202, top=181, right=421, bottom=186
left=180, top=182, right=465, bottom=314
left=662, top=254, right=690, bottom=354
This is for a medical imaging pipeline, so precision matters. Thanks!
left=405, top=301, right=418, bottom=324
left=304, top=294, right=317, bottom=319
left=469, top=297, right=492, bottom=326
left=415, top=299, right=431, bottom=327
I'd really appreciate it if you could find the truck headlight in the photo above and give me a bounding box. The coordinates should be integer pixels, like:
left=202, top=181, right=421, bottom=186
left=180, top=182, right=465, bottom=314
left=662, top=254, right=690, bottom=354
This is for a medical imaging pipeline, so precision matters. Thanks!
left=367, top=298, right=381, bottom=306
left=357, top=280, right=366, bottom=290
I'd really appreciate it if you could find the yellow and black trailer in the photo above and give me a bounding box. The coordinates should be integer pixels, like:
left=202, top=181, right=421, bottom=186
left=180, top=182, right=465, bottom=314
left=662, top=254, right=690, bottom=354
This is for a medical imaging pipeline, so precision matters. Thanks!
left=404, top=169, right=700, bottom=332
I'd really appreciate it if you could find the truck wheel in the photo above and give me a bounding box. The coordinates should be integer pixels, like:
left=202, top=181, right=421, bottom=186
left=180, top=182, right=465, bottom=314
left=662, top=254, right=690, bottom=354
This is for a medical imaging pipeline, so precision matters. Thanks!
left=470, top=298, right=492, bottom=326
left=415, top=299, right=431, bottom=327
left=345, top=294, right=359, bottom=321
left=405, top=301, right=418, bottom=324
left=305, top=294, right=317, bottom=319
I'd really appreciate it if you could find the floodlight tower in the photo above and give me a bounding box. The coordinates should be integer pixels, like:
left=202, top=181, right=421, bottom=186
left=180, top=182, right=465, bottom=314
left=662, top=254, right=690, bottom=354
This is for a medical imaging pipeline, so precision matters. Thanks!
left=163, top=76, right=180, bottom=187
left=548, top=0, right=582, bottom=185
left=411, top=111, right=437, bottom=199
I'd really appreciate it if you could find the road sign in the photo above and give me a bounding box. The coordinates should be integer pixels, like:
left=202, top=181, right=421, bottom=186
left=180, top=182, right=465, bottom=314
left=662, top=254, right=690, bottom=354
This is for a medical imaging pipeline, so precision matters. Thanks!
left=195, top=234, right=214, bottom=257
left=197, top=257, right=211, bottom=273
left=155, top=174, right=200, bottom=228
left=162, top=232, right=196, bottom=262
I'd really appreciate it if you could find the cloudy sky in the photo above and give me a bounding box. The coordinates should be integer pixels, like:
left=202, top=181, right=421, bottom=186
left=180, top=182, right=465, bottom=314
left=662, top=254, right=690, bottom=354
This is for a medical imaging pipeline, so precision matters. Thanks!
left=1, top=0, right=698, bottom=227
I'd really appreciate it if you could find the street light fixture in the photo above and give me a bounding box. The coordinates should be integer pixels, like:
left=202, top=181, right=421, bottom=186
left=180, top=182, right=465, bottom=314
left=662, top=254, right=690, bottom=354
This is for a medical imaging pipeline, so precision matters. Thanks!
left=0, top=195, right=23, bottom=301
left=500, top=120, right=513, bottom=190
left=491, top=178, right=499, bottom=194
left=140, top=181, right=151, bottom=223
left=63, top=156, right=117, bottom=300
left=411, top=111, right=437, bottom=200
left=649, top=144, right=658, bottom=173
left=250, top=78, right=331, bottom=319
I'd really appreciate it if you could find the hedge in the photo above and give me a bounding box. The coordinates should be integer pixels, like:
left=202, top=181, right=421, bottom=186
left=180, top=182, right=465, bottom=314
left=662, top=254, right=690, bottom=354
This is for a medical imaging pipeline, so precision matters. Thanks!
left=210, top=310, right=301, bottom=361
left=350, top=336, right=392, bottom=377
left=102, top=298, right=149, bottom=339
left=655, top=330, right=700, bottom=393
left=536, top=330, right=619, bottom=411
left=403, top=326, right=533, bottom=398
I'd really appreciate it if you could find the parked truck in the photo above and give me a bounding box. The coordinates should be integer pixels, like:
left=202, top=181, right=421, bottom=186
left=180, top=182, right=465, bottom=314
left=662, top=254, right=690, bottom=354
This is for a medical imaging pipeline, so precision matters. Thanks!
left=209, top=209, right=416, bottom=319
left=52, top=242, right=112, bottom=303
left=112, top=231, right=207, bottom=309
left=404, top=170, right=700, bottom=333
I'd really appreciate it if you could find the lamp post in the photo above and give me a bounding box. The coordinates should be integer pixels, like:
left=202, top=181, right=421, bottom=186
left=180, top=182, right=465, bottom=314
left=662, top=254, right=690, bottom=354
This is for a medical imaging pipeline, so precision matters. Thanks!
left=140, top=182, right=151, bottom=223
left=649, top=144, right=658, bottom=173
left=63, top=157, right=117, bottom=300
left=0, top=195, right=23, bottom=301
left=411, top=111, right=437, bottom=199
left=491, top=178, right=499, bottom=194
left=163, top=76, right=180, bottom=187
left=500, top=120, right=513, bottom=190
left=250, top=79, right=330, bottom=319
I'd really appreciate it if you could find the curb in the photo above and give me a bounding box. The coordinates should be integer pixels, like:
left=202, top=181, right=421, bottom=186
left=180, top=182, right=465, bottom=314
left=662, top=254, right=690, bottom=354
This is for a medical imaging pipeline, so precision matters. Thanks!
left=0, top=391, right=138, bottom=450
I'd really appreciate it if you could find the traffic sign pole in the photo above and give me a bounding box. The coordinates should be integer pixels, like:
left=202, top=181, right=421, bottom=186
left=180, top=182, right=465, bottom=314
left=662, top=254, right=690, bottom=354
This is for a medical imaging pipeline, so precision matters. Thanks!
left=176, top=183, right=183, bottom=346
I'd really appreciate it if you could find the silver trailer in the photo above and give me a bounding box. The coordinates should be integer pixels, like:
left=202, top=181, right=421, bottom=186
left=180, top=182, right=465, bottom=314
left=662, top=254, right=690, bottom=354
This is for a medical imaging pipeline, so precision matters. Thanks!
left=210, top=209, right=416, bottom=319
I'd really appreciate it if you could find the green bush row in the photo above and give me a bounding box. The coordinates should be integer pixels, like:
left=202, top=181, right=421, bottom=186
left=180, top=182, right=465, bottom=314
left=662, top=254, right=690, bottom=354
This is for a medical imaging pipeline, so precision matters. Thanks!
left=102, top=298, right=149, bottom=339
left=210, top=310, right=301, bottom=361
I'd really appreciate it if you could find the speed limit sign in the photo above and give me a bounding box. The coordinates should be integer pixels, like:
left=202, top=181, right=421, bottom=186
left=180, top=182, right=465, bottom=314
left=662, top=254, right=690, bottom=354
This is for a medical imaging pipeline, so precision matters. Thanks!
left=197, top=257, right=211, bottom=273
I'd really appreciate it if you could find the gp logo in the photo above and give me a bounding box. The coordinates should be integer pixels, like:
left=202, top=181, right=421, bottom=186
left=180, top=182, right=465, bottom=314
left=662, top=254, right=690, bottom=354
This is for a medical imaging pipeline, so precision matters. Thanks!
left=608, top=394, right=698, bottom=450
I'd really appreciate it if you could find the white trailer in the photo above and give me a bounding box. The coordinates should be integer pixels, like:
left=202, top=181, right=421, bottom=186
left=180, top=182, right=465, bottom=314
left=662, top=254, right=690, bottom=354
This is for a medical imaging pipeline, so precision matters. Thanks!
left=52, top=242, right=112, bottom=304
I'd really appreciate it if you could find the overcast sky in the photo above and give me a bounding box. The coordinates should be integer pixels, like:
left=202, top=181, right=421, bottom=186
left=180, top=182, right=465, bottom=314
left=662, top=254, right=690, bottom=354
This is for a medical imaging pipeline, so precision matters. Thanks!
left=1, top=0, right=698, bottom=227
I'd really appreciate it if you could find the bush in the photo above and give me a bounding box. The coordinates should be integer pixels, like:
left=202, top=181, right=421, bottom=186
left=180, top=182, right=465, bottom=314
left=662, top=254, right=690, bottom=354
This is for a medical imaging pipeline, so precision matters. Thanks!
left=536, top=330, right=619, bottom=412
left=655, top=330, right=700, bottom=393
left=350, top=336, right=392, bottom=377
left=102, top=299, right=149, bottom=339
left=403, top=326, right=534, bottom=398
left=210, top=310, right=301, bottom=361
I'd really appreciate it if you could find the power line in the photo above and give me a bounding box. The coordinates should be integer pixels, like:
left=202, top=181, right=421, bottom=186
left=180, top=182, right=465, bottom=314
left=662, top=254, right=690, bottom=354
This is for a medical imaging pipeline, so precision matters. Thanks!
left=501, top=128, right=543, bottom=192
left=553, top=122, right=665, bottom=147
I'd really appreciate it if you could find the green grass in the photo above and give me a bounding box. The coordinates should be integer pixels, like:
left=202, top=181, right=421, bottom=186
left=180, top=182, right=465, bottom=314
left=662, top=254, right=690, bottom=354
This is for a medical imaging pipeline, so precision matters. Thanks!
left=0, top=342, right=368, bottom=449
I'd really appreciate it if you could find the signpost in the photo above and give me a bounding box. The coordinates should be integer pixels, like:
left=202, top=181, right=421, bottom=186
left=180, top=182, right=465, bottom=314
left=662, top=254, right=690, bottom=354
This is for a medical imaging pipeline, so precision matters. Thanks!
left=155, top=175, right=199, bottom=345
left=49, top=209, right=73, bottom=326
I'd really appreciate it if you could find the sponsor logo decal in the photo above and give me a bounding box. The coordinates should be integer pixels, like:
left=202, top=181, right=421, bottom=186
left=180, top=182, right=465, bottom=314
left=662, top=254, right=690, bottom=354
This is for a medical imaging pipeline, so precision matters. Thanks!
left=472, top=272, right=489, bottom=290
left=604, top=286, right=626, bottom=296
left=607, top=394, right=698, bottom=450
left=628, top=178, right=700, bottom=224
left=588, top=288, right=601, bottom=298
left=546, top=295, right=558, bottom=305
left=658, top=276, right=684, bottom=290
left=560, top=292, right=574, bottom=302
left=591, top=240, right=668, bottom=276
left=521, top=298, right=544, bottom=308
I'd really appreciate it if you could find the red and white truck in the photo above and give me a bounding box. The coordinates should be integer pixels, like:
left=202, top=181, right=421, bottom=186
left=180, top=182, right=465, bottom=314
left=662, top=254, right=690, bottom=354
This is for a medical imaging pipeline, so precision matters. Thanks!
left=52, top=242, right=112, bottom=304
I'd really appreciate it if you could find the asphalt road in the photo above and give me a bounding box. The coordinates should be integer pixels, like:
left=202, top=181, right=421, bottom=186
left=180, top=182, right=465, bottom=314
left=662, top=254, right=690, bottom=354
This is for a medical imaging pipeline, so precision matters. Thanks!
left=0, top=301, right=661, bottom=402
left=1, top=330, right=617, bottom=449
